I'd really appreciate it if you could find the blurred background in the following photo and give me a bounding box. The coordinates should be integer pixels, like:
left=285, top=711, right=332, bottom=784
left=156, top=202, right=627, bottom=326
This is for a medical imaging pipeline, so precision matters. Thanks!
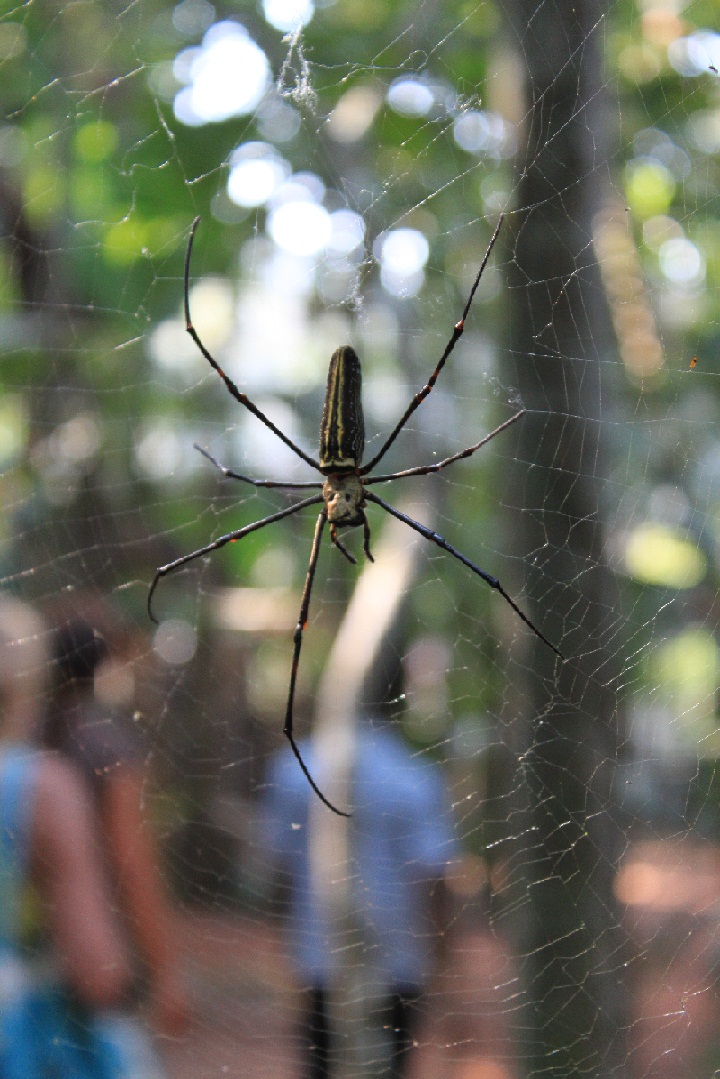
left=3, top=0, right=720, bottom=1074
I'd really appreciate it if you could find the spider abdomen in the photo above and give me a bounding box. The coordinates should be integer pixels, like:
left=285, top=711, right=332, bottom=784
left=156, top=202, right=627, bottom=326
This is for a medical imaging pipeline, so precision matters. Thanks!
left=319, top=346, right=364, bottom=473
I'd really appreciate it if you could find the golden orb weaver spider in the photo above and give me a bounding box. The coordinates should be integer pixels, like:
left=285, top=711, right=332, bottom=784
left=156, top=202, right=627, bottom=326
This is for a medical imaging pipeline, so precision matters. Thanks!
left=148, top=215, right=564, bottom=816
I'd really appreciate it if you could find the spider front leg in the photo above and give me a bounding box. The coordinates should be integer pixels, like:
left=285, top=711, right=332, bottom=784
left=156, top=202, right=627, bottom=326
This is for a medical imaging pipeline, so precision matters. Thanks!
left=184, top=218, right=322, bottom=474
left=284, top=510, right=350, bottom=817
left=361, top=216, right=504, bottom=475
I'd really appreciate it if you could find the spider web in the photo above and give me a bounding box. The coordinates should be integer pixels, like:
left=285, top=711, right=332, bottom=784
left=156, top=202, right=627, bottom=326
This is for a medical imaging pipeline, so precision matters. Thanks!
left=1, top=0, right=719, bottom=1075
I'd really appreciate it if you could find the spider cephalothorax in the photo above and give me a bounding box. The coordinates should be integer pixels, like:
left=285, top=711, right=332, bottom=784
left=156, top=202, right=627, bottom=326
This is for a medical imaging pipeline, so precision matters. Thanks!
left=322, top=472, right=365, bottom=527
left=322, top=471, right=372, bottom=566
left=148, top=215, right=564, bottom=817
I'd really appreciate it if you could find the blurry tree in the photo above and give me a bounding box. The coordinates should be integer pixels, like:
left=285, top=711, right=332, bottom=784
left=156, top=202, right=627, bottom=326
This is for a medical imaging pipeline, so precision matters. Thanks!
left=500, top=0, right=628, bottom=1071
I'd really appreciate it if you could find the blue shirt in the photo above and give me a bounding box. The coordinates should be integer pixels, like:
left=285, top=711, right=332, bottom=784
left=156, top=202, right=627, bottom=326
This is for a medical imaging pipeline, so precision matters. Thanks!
left=261, top=724, right=457, bottom=985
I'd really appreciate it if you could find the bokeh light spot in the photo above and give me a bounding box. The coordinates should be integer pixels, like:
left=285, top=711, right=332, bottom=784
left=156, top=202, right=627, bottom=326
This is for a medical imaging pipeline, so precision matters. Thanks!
left=174, top=21, right=270, bottom=126
left=153, top=619, right=198, bottom=665
left=268, top=201, right=332, bottom=257
left=625, top=161, right=676, bottom=219
left=387, top=78, right=434, bottom=117
left=658, top=237, right=705, bottom=285
left=263, top=0, right=314, bottom=31
left=624, top=524, right=706, bottom=588
left=228, top=143, right=289, bottom=207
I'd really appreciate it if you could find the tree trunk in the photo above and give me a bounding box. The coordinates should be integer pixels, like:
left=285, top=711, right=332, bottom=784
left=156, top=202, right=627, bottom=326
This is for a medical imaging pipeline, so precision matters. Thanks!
left=500, top=0, right=628, bottom=1074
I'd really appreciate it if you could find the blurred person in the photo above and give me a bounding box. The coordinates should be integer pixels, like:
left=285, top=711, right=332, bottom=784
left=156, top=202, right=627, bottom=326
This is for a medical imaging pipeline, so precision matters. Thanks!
left=0, top=595, right=132, bottom=1072
left=262, top=709, right=457, bottom=1079
left=42, top=613, right=191, bottom=1041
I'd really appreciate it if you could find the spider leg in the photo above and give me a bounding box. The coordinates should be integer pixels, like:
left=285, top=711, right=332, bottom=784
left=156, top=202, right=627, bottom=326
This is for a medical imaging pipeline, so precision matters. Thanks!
left=362, top=513, right=374, bottom=562
left=185, top=218, right=322, bottom=474
left=284, top=511, right=350, bottom=817
left=365, top=490, right=564, bottom=660
left=194, top=444, right=323, bottom=490
left=361, top=216, right=504, bottom=476
left=330, top=524, right=356, bottom=564
left=365, top=410, right=525, bottom=485
left=148, top=493, right=323, bottom=623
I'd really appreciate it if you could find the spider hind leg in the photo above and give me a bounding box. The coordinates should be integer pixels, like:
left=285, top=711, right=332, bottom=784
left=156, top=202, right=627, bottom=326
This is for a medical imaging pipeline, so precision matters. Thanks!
left=285, top=510, right=351, bottom=817
left=362, top=515, right=374, bottom=562
left=330, top=524, right=356, bottom=564
left=329, top=513, right=374, bottom=565
left=365, top=490, right=564, bottom=661
left=147, top=493, right=323, bottom=623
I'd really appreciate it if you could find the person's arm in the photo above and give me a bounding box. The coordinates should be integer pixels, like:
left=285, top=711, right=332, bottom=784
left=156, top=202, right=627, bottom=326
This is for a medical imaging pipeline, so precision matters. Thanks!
left=31, top=757, right=130, bottom=1008
left=102, top=765, right=190, bottom=1036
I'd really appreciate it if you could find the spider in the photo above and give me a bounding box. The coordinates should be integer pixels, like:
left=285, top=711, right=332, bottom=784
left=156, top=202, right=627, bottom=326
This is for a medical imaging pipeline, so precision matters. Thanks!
left=148, top=215, right=564, bottom=816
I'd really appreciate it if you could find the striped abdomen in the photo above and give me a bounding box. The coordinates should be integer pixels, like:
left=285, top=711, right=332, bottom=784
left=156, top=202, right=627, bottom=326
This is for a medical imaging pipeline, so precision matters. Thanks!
left=319, top=346, right=364, bottom=473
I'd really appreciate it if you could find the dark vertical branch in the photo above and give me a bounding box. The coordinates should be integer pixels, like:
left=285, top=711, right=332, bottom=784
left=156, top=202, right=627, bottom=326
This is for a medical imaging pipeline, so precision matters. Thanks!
left=498, top=0, right=628, bottom=1075
left=0, top=181, right=50, bottom=307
